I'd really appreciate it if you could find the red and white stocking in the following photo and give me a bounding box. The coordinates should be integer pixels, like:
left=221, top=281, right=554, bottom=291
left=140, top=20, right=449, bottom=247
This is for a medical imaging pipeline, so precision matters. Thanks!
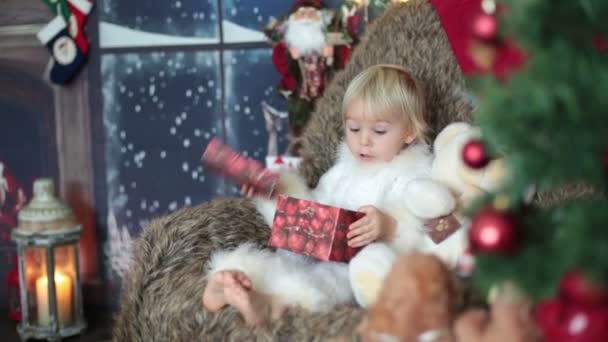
left=67, top=0, right=93, bottom=54
left=37, top=15, right=86, bottom=85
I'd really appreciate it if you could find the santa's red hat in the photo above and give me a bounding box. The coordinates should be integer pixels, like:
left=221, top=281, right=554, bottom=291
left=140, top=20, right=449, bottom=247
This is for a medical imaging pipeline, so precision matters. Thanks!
left=429, top=0, right=483, bottom=75
left=291, top=0, right=325, bottom=13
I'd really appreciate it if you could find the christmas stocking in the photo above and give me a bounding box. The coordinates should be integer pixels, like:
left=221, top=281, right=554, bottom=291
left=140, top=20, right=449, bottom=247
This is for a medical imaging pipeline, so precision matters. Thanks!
left=42, top=0, right=71, bottom=21
left=37, top=15, right=86, bottom=85
left=67, top=0, right=93, bottom=54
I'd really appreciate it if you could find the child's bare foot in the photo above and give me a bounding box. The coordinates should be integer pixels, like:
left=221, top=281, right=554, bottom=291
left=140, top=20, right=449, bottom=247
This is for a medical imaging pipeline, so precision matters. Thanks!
left=202, top=270, right=251, bottom=312
left=223, top=273, right=279, bottom=327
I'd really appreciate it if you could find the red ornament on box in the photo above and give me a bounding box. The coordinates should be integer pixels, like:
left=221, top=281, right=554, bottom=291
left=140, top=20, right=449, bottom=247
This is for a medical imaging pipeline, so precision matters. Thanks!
left=269, top=195, right=364, bottom=262
left=203, top=138, right=279, bottom=197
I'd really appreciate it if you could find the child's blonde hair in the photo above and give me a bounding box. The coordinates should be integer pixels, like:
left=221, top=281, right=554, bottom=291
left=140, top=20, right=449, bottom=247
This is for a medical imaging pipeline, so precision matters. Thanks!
left=342, top=64, right=430, bottom=145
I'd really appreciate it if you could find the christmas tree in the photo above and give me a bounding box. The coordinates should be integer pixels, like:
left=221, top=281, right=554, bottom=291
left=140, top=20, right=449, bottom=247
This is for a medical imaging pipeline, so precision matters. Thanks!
left=465, top=0, right=608, bottom=339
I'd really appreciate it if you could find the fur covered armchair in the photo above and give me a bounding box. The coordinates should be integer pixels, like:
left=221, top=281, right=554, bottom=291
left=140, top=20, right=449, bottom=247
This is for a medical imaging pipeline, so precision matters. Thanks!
left=112, top=1, right=473, bottom=340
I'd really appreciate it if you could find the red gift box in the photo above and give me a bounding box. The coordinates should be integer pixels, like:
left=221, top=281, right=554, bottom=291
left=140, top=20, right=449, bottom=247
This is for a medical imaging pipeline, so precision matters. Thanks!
left=203, top=138, right=279, bottom=197
left=269, top=195, right=364, bottom=263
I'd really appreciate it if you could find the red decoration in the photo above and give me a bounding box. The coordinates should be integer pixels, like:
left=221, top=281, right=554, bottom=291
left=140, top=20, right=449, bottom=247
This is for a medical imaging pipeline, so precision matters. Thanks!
left=462, top=139, right=490, bottom=169
left=472, top=13, right=498, bottom=42
left=536, top=298, right=608, bottom=342
left=269, top=195, right=364, bottom=262
left=457, top=248, right=476, bottom=278
left=535, top=298, right=563, bottom=333
left=560, top=270, right=608, bottom=307
left=8, top=262, right=21, bottom=321
left=469, top=207, right=518, bottom=254
left=491, top=38, right=528, bottom=81
left=593, top=33, right=608, bottom=53
left=202, top=138, right=279, bottom=197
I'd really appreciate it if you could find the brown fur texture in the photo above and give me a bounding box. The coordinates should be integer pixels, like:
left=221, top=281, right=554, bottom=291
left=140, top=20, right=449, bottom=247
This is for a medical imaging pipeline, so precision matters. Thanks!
left=113, top=1, right=471, bottom=341
left=358, top=254, right=459, bottom=342
left=113, top=199, right=364, bottom=341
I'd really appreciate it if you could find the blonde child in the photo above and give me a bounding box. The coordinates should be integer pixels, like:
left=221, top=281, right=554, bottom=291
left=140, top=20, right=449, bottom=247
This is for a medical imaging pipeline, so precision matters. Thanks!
left=202, top=65, right=464, bottom=326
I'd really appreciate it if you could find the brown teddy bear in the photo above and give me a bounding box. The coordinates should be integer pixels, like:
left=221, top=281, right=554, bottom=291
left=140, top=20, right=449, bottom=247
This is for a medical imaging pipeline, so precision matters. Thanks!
left=358, top=253, right=459, bottom=342
left=358, top=254, right=540, bottom=342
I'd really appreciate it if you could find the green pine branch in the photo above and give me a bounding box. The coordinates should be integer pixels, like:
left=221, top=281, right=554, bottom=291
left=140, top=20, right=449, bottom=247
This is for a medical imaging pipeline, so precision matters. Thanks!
left=469, top=0, right=608, bottom=299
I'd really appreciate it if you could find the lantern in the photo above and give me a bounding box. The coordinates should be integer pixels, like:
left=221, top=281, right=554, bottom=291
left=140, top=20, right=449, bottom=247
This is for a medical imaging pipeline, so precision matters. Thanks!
left=11, top=178, right=86, bottom=340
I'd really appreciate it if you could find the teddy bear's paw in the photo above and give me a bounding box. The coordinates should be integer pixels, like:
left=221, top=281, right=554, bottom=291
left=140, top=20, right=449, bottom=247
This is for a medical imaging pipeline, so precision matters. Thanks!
left=404, top=179, right=456, bottom=219
left=349, top=243, right=397, bottom=307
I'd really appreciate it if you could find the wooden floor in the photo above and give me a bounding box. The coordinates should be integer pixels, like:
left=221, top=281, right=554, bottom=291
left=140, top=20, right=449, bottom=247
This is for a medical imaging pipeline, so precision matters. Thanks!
left=1, top=309, right=113, bottom=342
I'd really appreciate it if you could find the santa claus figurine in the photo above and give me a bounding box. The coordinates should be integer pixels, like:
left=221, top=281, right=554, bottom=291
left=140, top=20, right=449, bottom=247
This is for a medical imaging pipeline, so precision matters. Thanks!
left=266, top=0, right=351, bottom=141
left=0, top=161, right=26, bottom=232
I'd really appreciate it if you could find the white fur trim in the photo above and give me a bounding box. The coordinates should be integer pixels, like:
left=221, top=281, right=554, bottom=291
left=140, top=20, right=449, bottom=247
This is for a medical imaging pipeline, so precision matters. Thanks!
left=335, top=141, right=432, bottom=175
left=279, top=169, right=312, bottom=199
left=403, top=179, right=456, bottom=219
left=433, top=122, right=472, bottom=154
left=252, top=197, right=277, bottom=227
left=207, top=243, right=354, bottom=312
left=349, top=243, right=397, bottom=307
left=68, top=0, right=93, bottom=15
left=37, top=16, right=67, bottom=44
left=382, top=206, right=427, bottom=254
left=421, top=225, right=469, bottom=268
left=252, top=169, right=312, bottom=227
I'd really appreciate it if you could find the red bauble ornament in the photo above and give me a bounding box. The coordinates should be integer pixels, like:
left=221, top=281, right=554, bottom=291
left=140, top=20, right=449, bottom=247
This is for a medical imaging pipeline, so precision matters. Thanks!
left=536, top=298, right=608, bottom=342
left=560, top=270, right=608, bottom=307
left=535, top=299, right=564, bottom=334
left=462, top=139, right=490, bottom=169
left=593, top=33, right=608, bottom=53
left=472, top=13, right=498, bottom=42
left=469, top=207, right=518, bottom=254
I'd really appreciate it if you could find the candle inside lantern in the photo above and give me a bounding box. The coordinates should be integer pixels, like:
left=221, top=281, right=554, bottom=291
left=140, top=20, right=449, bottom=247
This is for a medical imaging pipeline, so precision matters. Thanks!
left=35, top=272, right=73, bottom=326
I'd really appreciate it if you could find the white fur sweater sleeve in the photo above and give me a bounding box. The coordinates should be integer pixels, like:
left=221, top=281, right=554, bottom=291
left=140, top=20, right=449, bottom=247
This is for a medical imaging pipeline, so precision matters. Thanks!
left=379, top=148, right=456, bottom=253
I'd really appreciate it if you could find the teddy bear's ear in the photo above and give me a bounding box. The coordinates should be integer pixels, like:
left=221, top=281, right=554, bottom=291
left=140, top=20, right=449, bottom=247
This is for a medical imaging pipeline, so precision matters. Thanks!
left=433, top=122, right=472, bottom=153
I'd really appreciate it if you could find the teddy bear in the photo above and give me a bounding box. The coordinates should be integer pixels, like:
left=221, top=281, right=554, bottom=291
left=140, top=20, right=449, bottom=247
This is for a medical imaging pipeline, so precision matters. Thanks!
left=358, top=254, right=539, bottom=342
left=357, top=253, right=459, bottom=342
left=430, top=122, right=508, bottom=224
left=348, top=122, right=509, bottom=308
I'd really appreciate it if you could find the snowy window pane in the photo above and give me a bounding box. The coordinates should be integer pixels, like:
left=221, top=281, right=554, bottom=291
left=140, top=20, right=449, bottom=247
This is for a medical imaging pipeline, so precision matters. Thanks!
left=100, top=0, right=220, bottom=48
left=101, top=51, right=227, bottom=237
left=221, top=0, right=292, bottom=43
left=223, top=49, right=288, bottom=160
left=220, top=0, right=345, bottom=43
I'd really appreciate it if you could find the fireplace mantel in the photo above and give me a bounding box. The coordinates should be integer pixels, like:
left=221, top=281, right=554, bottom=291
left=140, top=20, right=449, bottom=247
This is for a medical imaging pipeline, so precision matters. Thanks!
left=0, top=23, right=95, bottom=206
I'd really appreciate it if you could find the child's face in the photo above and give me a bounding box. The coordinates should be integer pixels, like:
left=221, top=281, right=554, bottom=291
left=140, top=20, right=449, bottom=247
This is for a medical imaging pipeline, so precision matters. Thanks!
left=344, top=99, right=416, bottom=163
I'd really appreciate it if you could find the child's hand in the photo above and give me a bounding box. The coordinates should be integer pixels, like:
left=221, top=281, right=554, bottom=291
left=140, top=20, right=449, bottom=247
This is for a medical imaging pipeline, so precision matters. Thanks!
left=240, top=184, right=256, bottom=198
left=241, top=182, right=284, bottom=199
left=347, top=206, right=396, bottom=248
